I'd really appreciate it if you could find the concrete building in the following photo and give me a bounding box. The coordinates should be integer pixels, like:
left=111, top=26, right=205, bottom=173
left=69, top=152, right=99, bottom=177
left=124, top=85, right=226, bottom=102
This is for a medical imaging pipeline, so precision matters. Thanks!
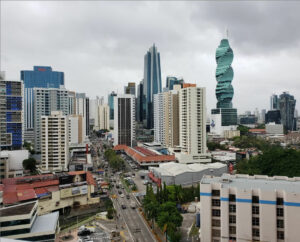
left=41, top=111, right=68, bottom=172
left=179, top=86, right=207, bottom=155
left=113, top=95, right=135, bottom=147
left=68, top=91, right=76, bottom=115
left=75, top=93, right=89, bottom=137
left=98, top=104, right=110, bottom=130
left=68, top=115, right=83, bottom=145
left=153, top=92, right=165, bottom=144
left=0, top=201, right=59, bottom=241
left=266, top=123, right=284, bottom=135
left=0, top=150, right=29, bottom=179
left=200, top=174, right=300, bottom=242
left=33, top=87, right=68, bottom=152
left=89, top=96, right=104, bottom=130
left=149, top=162, right=227, bottom=186
left=223, top=130, right=240, bottom=139
left=0, top=79, right=23, bottom=150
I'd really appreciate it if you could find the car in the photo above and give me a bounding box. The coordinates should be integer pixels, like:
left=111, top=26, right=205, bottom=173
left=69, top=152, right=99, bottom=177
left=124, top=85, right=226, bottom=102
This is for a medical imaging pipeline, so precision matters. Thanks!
left=121, top=204, right=126, bottom=209
left=78, top=229, right=91, bottom=236
left=126, top=194, right=130, bottom=199
left=116, top=185, right=119, bottom=189
left=130, top=202, right=136, bottom=209
left=120, top=194, right=124, bottom=198
left=118, top=190, right=122, bottom=194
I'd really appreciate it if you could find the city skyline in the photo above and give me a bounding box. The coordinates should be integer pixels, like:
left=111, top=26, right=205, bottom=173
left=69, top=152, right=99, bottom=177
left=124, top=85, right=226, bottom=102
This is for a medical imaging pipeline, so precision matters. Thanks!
left=1, top=2, right=300, bottom=113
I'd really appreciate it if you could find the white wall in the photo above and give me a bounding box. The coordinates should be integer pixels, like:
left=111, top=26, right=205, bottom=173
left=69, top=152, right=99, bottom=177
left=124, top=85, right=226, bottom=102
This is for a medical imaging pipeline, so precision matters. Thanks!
left=6, top=150, right=29, bottom=170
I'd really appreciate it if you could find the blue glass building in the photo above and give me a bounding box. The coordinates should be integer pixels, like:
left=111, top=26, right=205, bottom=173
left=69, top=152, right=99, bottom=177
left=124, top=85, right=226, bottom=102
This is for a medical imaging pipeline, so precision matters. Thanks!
left=108, top=91, right=117, bottom=120
left=0, top=80, right=23, bottom=150
left=166, top=76, right=184, bottom=91
left=143, top=44, right=162, bottom=129
left=21, top=66, right=64, bottom=132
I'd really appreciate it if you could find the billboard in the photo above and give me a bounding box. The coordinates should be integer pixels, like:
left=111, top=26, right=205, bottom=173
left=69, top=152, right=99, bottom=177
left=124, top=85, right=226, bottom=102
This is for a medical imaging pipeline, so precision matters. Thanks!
left=60, top=185, right=88, bottom=198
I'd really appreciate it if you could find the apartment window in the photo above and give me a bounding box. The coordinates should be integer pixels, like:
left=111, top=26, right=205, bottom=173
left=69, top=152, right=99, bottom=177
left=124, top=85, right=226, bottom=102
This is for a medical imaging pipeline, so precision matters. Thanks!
left=277, top=219, right=284, bottom=228
left=212, top=209, right=220, bottom=217
left=252, top=228, right=260, bottom=237
left=277, top=231, right=284, bottom=240
left=212, top=219, right=220, bottom=227
left=252, top=205, right=259, bottom=215
left=229, top=237, right=236, bottom=241
left=212, top=199, right=221, bottom=207
left=277, top=198, right=284, bottom=205
left=229, top=204, right=236, bottom=213
left=252, top=196, right=259, bottom=204
left=229, top=226, right=236, bottom=235
left=212, top=190, right=220, bottom=196
left=229, top=194, right=236, bottom=202
left=277, top=208, right=284, bottom=217
left=212, top=229, right=220, bottom=237
left=252, top=217, right=259, bottom=226
left=229, top=215, right=236, bottom=224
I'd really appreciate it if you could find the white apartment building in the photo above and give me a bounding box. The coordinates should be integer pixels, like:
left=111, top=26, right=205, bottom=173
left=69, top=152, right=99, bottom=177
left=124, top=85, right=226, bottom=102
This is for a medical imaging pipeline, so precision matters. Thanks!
left=200, top=174, right=300, bottom=242
left=98, top=104, right=110, bottom=130
left=75, top=93, right=89, bottom=138
left=179, top=86, right=207, bottom=155
left=154, top=92, right=165, bottom=144
left=89, top=96, right=104, bottom=130
left=33, top=87, right=68, bottom=152
left=41, top=111, right=69, bottom=172
left=113, top=94, right=135, bottom=147
left=68, top=114, right=83, bottom=145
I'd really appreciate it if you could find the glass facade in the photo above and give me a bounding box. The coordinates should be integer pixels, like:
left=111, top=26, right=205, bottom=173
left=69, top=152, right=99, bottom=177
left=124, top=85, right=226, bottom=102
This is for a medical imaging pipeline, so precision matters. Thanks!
left=108, top=91, right=117, bottom=120
left=279, top=92, right=296, bottom=131
left=212, top=108, right=237, bottom=126
left=143, top=44, right=162, bottom=129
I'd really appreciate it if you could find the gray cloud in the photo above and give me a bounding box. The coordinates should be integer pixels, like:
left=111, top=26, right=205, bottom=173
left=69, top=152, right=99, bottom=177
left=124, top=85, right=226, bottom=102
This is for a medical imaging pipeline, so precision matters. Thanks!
left=1, top=1, right=300, bottom=114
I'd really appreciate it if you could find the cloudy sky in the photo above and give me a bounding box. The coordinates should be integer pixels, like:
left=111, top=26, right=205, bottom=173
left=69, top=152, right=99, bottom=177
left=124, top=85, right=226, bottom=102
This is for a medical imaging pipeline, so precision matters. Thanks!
left=1, top=1, right=300, bottom=114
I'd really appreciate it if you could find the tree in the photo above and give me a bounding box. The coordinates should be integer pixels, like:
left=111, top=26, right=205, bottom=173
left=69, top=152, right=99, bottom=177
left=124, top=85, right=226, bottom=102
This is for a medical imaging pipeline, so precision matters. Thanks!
left=107, top=206, right=115, bottom=219
left=237, top=125, right=250, bottom=136
left=23, top=158, right=37, bottom=173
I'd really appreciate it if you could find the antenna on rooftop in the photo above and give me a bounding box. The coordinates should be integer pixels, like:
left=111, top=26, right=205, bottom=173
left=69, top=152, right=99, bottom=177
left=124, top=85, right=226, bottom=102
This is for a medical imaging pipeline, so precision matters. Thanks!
left=226, top=28, right=229, bottom=39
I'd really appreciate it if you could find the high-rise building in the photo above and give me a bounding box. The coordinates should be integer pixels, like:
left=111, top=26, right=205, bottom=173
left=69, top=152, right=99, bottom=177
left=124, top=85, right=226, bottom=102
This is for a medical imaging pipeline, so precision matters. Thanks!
left=211, top=39, right=237, bottom=136
left=89, top=96, right=104, bottom=130
left=261, top=109, right=266, bottom=123
left=124, top=82, right=136, bottom=96
left=68, top=91, right=76, bottom=115
left=200, top=174, right=300, bottom=242
left=179, top=86, right=206, bottom=155
left=136, top=81, right=145, bottom=122
left=41, top=111, right=68, bottom=171
left=265, top=110, right=281, bottom=124
left=143, top=44, right=162, bottom=129
left=153, top=92, right=165, bottom=144
left=166, top=76, right=184, bottom=91
left=98, top=104, right=110, bottom=130
left=21, top=66, right=64, bottom=139
left=108, top=91, right=117, bottom=120
left=279, top=92, right=296, bottom=131
left=0, top=78, right=23, bottom=150
left=68, top=115, right=83, bottom=145
left=113, top=95, right=135, bottom=147
left=270, top=94, right=279, bottom=110
left=33, top=87, right=69, bottom=152
left=75, top=93, right=89, bottom=138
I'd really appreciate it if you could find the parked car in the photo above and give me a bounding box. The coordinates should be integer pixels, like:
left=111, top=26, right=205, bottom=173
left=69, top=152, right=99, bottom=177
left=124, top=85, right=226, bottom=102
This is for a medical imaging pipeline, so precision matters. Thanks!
left=120, top=194, right=124, bottom=198
left=126, top=194, right=130, bottom=199
left=130, top=202, right=136, bottom=209
left=78, top=229, right=91, bottom=236
left=121, top=204, right=127, bottom=209
left=118, top=190, right=122, bottom=194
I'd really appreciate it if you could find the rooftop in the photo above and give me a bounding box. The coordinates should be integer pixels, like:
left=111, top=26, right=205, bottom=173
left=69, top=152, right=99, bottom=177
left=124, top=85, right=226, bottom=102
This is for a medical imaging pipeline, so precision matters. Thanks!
left=0, top=201, right=36, bottom=217
left=201, top=174, right=300, bottom=193
left=31, top=211, right=59, bottom=233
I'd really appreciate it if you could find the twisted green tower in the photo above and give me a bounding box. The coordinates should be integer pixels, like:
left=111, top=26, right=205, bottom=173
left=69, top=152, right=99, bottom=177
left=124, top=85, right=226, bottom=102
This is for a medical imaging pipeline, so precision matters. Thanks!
left=215, top=39, right=234, bottom=108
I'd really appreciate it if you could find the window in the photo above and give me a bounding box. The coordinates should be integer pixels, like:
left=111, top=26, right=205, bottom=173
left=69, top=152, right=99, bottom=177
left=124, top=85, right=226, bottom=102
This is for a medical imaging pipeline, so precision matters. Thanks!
left=212, top=219, right=220, bottom=227
left=252, top=206, right=259, bottom=215
left=277, top=219, right=284, bottom=228
left=212, top=199, right=220, bottom=207
left=252, top=196, right=259, bottom=203
left=212, top=190, right=220, bottom=196
left=276, top=198, right=284, bottom=205
left=229, top=215, right=236, bottom=224
left=252, top=228, right=260, bottom=237
left=229, top=226, right=236, bottom=234
left=229, top=237, right=236, bottom=241
left=252, top=217, right=259, bottom=226
left=212, top=229, right=220, bottom=237
left=229, top=204, right=236, bottom=213
left=212, top=209, right=220, bottom=217
left=277, top=208, right=284, bottom=217
left=229, top=194, right=236, bottom=202
left=277, top=231, right=284, bottom=240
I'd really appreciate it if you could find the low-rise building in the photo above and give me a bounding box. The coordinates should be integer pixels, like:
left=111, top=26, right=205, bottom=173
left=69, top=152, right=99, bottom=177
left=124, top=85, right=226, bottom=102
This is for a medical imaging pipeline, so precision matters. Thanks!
left=0, top=201, right=59, bottom=241
left=266, top=123, right=284, bottom=135
left=200, top=174, right=300, bottom=242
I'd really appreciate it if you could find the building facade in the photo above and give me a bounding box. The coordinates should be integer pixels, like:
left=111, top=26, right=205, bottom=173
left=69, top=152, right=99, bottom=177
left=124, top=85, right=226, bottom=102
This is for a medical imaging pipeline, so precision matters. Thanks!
left=0, top=79, right=23, bottom=150
left=75, top=93, right=89, bottom=138
left=200, top=174, right=300, bottom=242
left=113, top=95, right=135, bottom=147
left=68, top=115, right=83, bottom=145
left=124, top=82, right=136, bottom=96
left=143, top=44, right=162, bottom=129
left=108, top=91, right=117, bottom=121
left=98, top=104, right=110, bottom=130
left=89, top=96, right=104, bottom=130
left=153, top=92, right=165, bottom=145
left=21, top=66, right=64, bottom=139
left=166, top=76, right=184, bottom=91
left=41, top=111, right=69, bottom=171
left=179, top=86, right=207, bottom=155
left=279, top=92, right=296, bottom=131
left=136, top=81, right=145, bottom=122
left=33, top=87, right=69, bottom=152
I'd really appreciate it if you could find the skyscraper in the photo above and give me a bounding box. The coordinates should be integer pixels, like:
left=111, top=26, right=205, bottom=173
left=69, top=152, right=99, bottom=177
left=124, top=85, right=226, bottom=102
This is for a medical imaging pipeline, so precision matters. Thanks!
left=279, top=92, right=296, bottom=131
left=136, top=81, right=145, bottom=122
left=143, top=44, right=162, bottom=129
left=0, top=77, right=23, bottom=150
left=270, top=94, right=279, bottom=110
left=166, top=76, right=184, bottom=91
left=211, top=39, right=237, bottom=136
left=98, top=104, right=110, bottom=130
left=75, top=93, right=89, bottom=138
left=124, top=82, right=136, bottom=96
left=114, top=95, right=136, bottom=147
left=108, top=91, right=117, bottom=120
left=21, top=66, right=64, bottom=139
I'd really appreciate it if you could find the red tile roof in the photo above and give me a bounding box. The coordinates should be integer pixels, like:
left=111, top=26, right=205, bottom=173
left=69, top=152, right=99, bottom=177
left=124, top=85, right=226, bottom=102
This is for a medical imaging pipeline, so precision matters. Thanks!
left=3, top=192, right=18, bottom=205
left=249, top=129, right=266, bottom=133
left=114, top=145, right=175, bottom=164
left=17, top=189, right=36, bottom=202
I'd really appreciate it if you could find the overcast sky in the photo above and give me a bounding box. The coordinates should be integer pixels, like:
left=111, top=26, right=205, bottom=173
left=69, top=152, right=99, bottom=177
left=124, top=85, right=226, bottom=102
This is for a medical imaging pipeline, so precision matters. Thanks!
left=1, top=1, right=300, bottom=114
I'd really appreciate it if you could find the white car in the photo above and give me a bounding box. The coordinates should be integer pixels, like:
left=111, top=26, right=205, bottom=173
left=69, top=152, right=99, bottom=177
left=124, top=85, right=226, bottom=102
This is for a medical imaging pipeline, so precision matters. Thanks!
left=120, top=194, right=125, bottom=198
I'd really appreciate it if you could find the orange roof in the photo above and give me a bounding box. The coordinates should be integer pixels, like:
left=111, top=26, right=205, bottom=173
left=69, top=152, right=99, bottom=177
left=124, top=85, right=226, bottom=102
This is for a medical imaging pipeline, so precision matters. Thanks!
left=68, top=171, right=96, bottom=186
left=17, top=189, right=36, bottom=201
left=3, top=192, right=18, bottom=205
left=249, top=129, right=266, bottom=133
left=114, top=145, right=175, bottom=164
left=182, top=83, right=196, bottom=88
